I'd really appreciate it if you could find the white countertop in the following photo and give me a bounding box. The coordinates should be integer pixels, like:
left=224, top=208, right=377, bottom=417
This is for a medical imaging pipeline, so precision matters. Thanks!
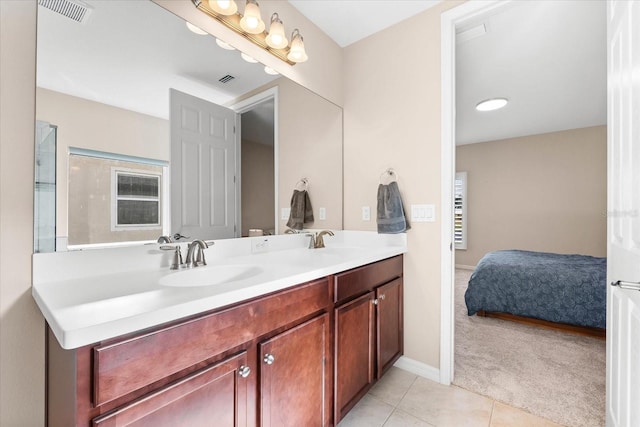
left=32, top=231, right=407, bottom=350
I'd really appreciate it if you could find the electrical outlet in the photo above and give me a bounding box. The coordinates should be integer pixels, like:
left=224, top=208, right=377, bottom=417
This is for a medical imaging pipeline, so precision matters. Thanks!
left=362, top=206, right=371, bottom=221
left=319, top=207, right=326, bottom=220
left=251, top=237, right=269, bottom=253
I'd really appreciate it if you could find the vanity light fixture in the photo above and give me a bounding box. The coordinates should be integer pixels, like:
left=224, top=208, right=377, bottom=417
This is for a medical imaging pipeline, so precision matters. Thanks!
left=193, top=0, right=308, bottom=65
left=287, top=29, right=308, bottom=63
left=186, top=21, right=208, bottom=35
left=265, top=13, right=288, bottom=49
left=240, top=52, right=259, bottom=63
left=476, top=98, right=508, bottom=112
left=239, top=0, right=265, bottom=34
left=207, top=0, right=237, bottom=15
left=215, top=38, right=236, bottom=50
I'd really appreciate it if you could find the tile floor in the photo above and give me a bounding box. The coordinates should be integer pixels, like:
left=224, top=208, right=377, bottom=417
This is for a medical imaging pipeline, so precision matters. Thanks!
left=337, top=367, right=564, bottom=427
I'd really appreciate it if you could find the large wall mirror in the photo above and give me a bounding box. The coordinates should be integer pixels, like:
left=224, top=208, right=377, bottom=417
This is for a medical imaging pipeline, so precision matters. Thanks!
left=34, top=0, right=343, bottom=252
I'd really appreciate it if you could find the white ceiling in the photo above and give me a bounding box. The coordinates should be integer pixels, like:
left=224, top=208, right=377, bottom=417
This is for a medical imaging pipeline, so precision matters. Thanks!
left=454, top=0, right=607, bottom=145
left=37, top=0, right=279, bottom=120
left=292, top=0, right=606, bottom=146
left=288, top=0, right=442, bottom=47
left=38, top=0, right=607, bottom=146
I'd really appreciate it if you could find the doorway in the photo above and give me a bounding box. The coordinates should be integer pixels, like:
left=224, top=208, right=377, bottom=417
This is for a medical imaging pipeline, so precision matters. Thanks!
left=232, top=87, right=279, bottom=237
left=441, top=2, right=608, bottom=425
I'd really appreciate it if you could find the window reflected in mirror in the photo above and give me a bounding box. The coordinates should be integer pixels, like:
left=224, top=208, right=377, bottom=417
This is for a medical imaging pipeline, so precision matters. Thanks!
left=67, top=150, right=168, bottom=249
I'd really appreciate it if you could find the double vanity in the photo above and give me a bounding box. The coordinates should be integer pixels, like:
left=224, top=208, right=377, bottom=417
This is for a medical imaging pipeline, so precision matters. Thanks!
left=33, top=231, right=406, bottom=426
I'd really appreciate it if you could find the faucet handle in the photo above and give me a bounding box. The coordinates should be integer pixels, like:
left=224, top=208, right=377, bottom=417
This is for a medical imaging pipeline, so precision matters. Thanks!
left=306, top=233, right=316, bottom=249
left=160, top=245, right=183, bottom=270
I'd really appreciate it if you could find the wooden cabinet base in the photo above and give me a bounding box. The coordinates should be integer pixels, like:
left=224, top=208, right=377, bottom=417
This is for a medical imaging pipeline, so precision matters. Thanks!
left=46, top=256, right=403, bottom=427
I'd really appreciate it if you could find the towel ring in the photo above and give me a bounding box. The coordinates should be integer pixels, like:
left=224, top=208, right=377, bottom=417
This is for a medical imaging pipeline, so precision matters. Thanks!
left=295, top=178, right=309, bottom=191
left=379, top=168, right=397, bottom=185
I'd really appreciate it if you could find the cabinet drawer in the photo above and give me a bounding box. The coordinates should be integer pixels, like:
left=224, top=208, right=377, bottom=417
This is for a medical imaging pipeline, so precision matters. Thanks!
left=93, top=351, right=249, bottom=427
left=334, top=255, right=402, bottom=304
left=93, top=278, right=330, bottom=406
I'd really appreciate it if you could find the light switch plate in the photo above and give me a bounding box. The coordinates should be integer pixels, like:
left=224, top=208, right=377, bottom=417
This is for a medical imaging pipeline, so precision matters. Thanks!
left=362, top=206, right=371, bottom=221
left=411, top=204, right=435, bottom=222
left=281, top=207, right=291, bottom=220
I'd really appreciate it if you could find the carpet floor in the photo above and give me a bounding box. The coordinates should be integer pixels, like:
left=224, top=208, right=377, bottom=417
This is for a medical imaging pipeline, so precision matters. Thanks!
left=453, top=269, right=606, bottom=427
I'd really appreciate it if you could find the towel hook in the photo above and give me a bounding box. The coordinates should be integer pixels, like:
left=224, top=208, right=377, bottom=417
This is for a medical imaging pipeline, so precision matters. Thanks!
left=295, top=177, right=309, bottom=191
left=379, top=168, right=397, bottom=184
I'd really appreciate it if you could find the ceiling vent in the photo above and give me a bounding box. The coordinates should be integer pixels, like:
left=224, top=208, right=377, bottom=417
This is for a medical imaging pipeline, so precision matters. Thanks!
left=38, top=0, right=93, bottom=24
left=218, top=75, right=235, bottom=84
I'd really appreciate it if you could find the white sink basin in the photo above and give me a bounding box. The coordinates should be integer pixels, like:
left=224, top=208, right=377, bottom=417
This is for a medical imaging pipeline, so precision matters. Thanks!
left=159, top=265, right=262, bottom=287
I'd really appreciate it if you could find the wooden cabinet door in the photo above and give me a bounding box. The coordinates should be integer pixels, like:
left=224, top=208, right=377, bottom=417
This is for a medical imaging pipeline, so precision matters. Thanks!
left=259, top=314, right=330, bottom=427
left=334, top=291, right=375, bottom=422
left=92, top=351, right=249, bottom=427
left=376, top=278, right=403, bottom=379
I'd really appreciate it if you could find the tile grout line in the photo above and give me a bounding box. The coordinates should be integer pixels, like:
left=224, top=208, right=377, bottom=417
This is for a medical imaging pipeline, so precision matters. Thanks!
left=487, top=400, right=496, bottom=427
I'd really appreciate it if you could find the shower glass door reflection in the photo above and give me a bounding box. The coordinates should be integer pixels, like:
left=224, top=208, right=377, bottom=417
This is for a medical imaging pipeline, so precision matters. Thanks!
left=34, top=121, right=57, bottom=253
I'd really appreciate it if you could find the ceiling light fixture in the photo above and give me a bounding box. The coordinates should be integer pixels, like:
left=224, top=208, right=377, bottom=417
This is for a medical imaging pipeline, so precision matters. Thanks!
left=476, top=98, right=508, bottom=112
left=193, top=0, right=308, bottom=65
left=185, top=21, right=208, bottom=35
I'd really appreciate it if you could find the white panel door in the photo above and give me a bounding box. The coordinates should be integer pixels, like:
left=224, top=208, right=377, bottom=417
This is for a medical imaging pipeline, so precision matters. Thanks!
left=170, top=89, right=237, bottom=240
left=606, top=1, right=640, bottom=426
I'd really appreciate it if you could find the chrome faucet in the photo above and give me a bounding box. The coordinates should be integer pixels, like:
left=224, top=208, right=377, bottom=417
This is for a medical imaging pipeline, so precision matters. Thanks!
left=157, top=235, right=173, bottom=243
left=308, top=230, right=335, bottom=249
left=185, top=240, right=209, bottom=268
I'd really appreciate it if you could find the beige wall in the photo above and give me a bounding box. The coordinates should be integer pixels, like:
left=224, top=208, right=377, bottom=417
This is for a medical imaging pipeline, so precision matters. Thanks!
left=455, top=126, right=607, bottom=267
left=241, top=140, right=275, bottom=236
left=36, top=88, right=170, bottom=242
left=343, top=1, right=463, bottom=369
left=277, top=78, right=343, bottom=232
left=235, top=77, right=344, bottom=232
left=0, top=1, right=45, bottom=425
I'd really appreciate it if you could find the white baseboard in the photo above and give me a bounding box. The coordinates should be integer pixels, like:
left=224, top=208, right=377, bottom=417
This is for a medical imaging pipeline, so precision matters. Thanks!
left=455, top=264, right=476, bottom=271
left=393, top=356, right=441, bottom=383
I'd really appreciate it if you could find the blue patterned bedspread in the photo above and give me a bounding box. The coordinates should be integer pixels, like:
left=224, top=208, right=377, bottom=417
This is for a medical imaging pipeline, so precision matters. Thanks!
left=464, top=250, right=607, bottom=329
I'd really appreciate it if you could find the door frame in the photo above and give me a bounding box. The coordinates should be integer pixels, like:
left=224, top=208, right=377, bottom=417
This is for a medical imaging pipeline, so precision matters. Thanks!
left=230, top=87, right=279, bottom=236
left=439, top=0, right=511, bottom=385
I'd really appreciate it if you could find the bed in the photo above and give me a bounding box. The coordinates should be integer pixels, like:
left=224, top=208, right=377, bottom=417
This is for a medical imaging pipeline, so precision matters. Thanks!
left=464, top=250, right=607, bottom=334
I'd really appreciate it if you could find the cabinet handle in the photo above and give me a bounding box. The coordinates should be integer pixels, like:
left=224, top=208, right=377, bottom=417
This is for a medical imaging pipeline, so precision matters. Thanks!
left=239, top=365, right=251, bottom=378
left=379, top=294, right=386, bottom=301
left=372, top=299, right=378, bottom=305
left=263, top=353, right=275, bottom=365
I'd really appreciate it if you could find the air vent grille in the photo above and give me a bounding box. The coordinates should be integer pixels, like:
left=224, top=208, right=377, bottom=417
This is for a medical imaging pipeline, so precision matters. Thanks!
left=38, top=0, right=93, bottom=24
left=219, top=75, right=235, bottom=84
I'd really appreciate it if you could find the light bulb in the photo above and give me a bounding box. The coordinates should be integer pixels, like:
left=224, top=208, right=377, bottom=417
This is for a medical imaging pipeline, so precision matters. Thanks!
left=208, top=0, right=237, bottom=15
left=287, top=29, right=308, bottom=63
left=240, top=0, right=265, bottom=34
left=266, top=13, right=288, bottom=49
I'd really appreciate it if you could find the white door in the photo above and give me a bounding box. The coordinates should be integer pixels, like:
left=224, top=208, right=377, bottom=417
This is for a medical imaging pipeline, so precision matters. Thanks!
left=170, top=89, right=238, bottom=240
left=606, top=1, right=640, bottom=426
